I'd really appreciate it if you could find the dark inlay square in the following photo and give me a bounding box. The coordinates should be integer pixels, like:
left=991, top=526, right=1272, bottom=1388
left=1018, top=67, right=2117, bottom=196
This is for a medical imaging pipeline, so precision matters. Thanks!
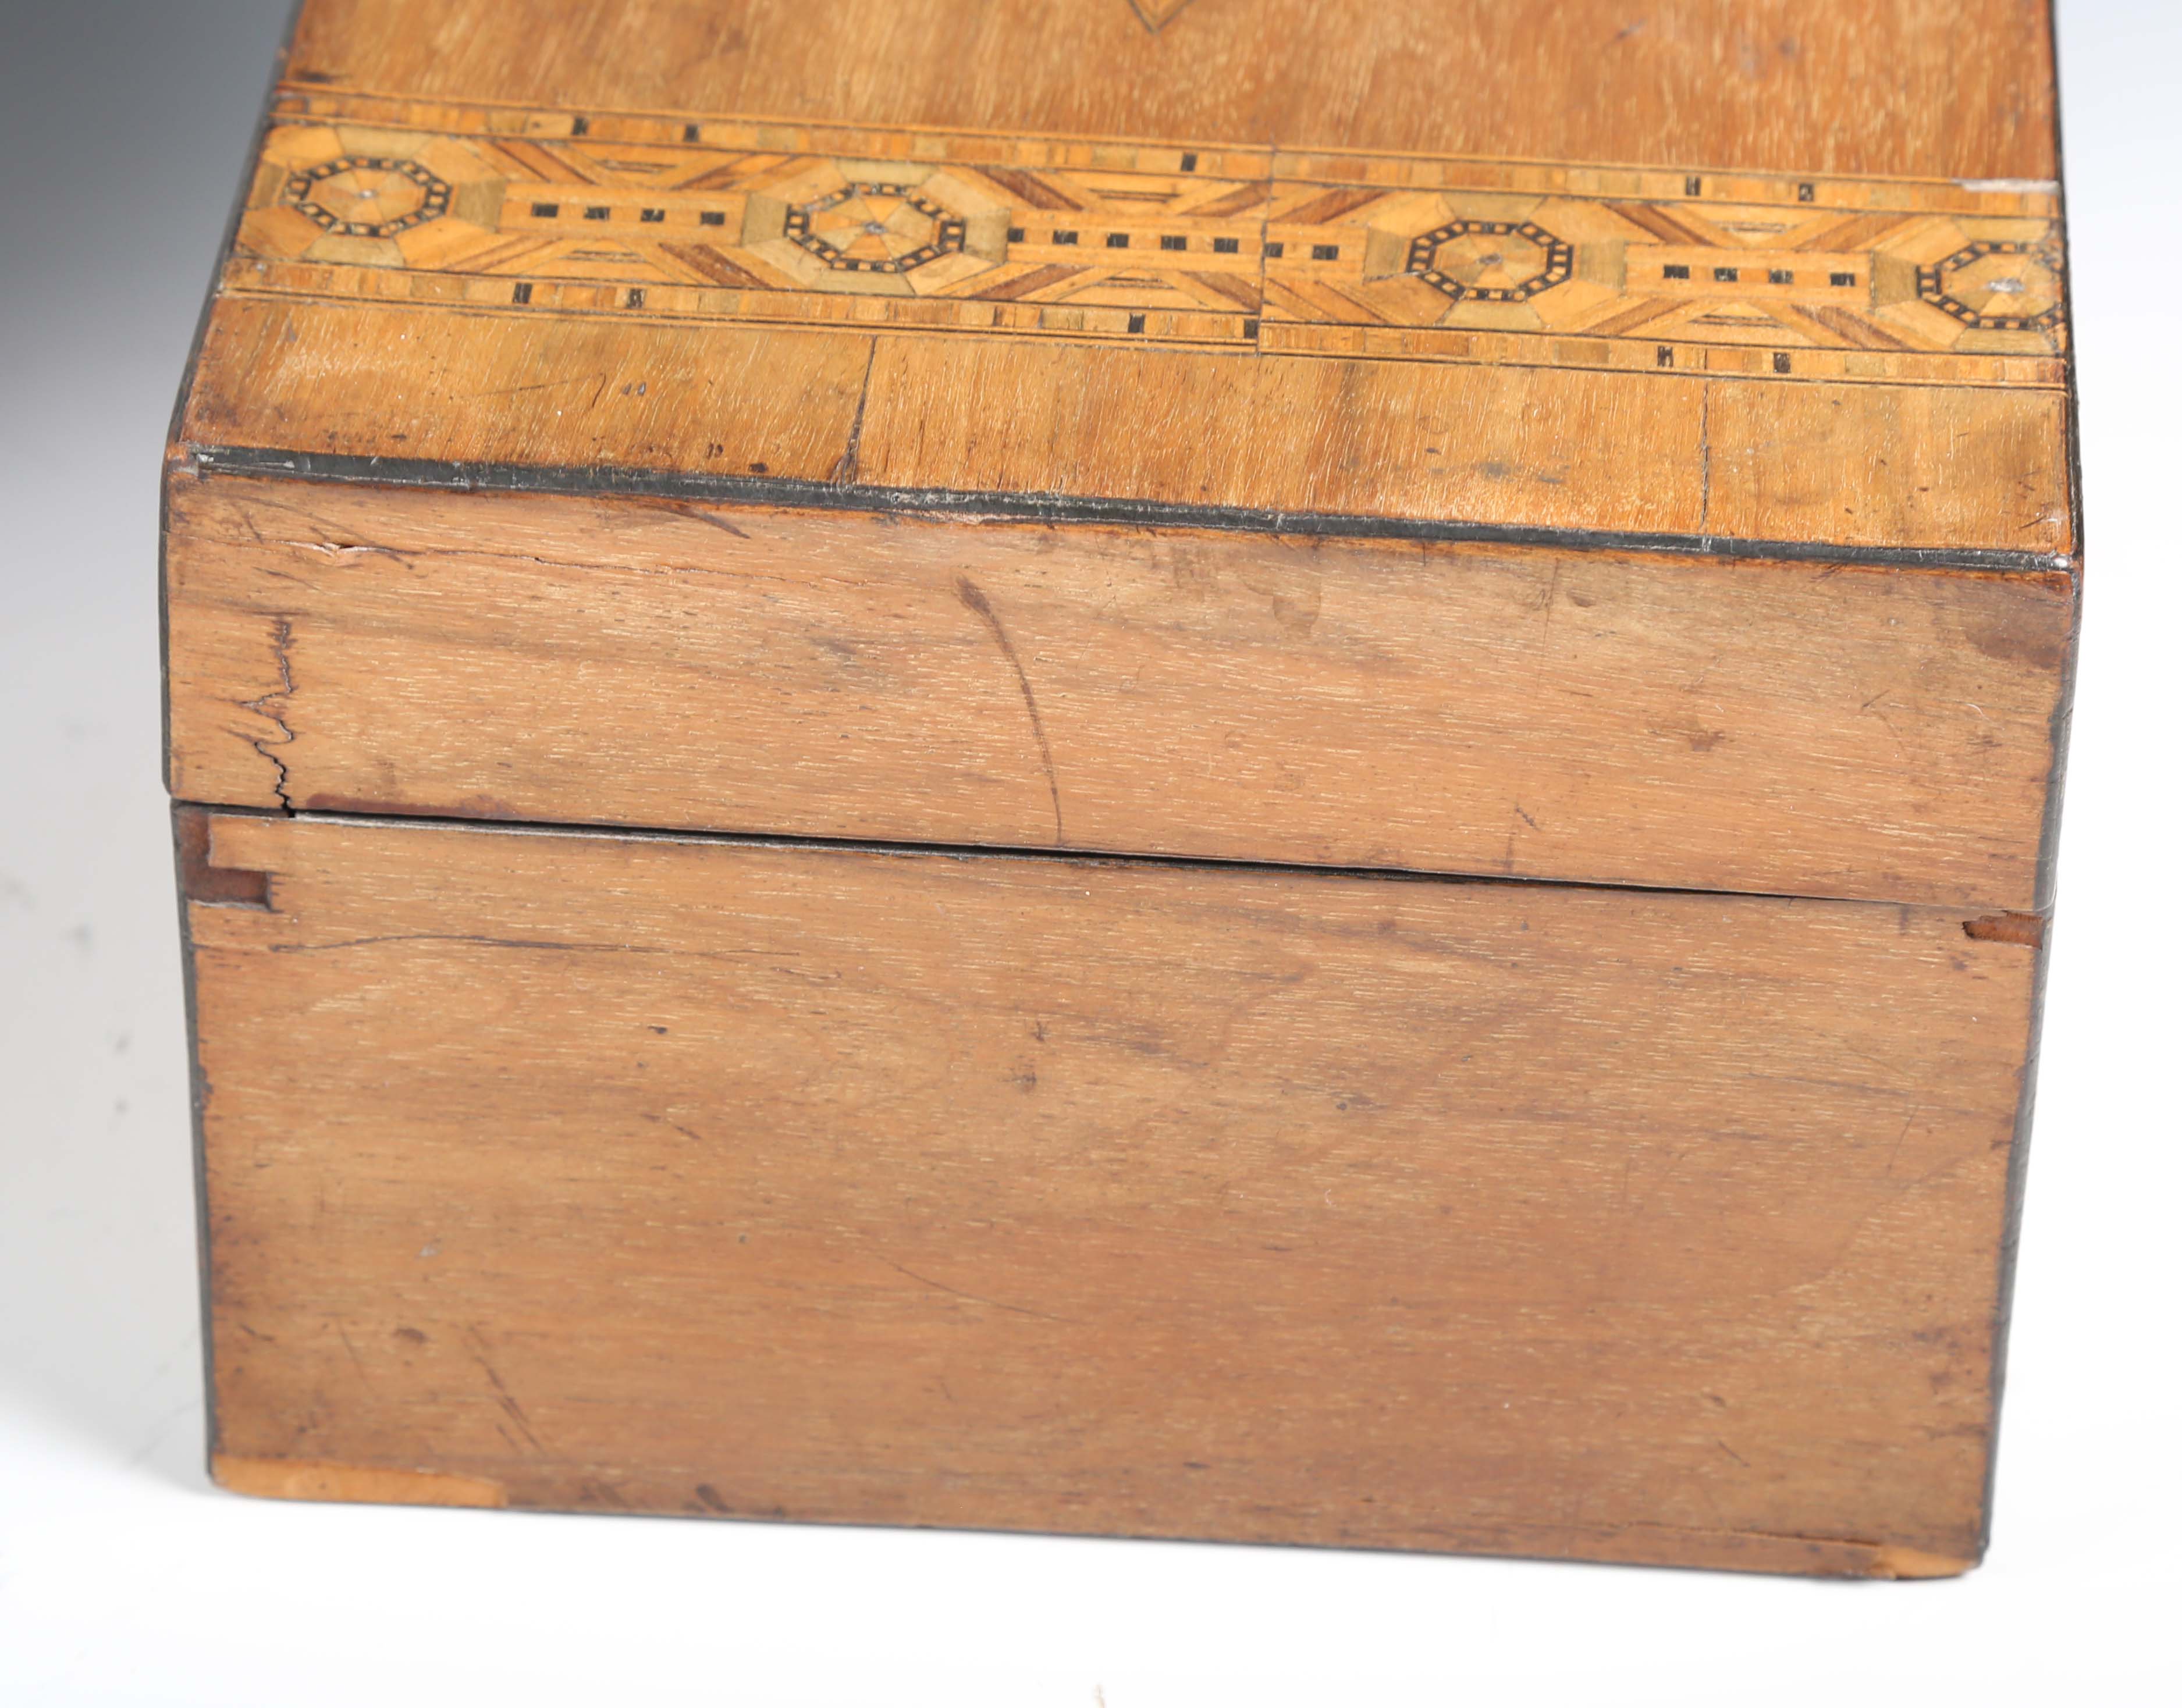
left=640, top=208, right=664, bottom=223
left=1312, top=244, right=1339, bottom=261
left=1831, top=271, right=1857, bottom=287
left=699, top=211, right=725, bottom=226
left=1213, top=236, right=1239, bottom=254
left=1664, top=264, right=1690, bottom=280
left=1055, top=230, right=1079, bottom=245
left=1769, top=268, right=1793, bottom=284
left=531, top=201, right=559, bottom=218
left=585, top=206, right=610, bottom=220
left=1107, top=232, right=1131, bottom=248
left=1007, top=226, right=1025, bottom=242
left=1180, top=152, right=1199, bottom=172
left=1128, top=313, right=1146, bottom=332
left=1715, top=266, right=1739, bottom=282
left=1161, top=234, right=1186, bottom=251
left=1264, top=241, right=1285, bottom=258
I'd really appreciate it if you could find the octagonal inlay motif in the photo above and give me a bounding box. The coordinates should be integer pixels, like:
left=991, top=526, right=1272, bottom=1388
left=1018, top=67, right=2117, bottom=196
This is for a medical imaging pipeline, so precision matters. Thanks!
left=1917, top=239, right=2064, bottom=333
left=785, top=182, right=967, bottom=275
left=282, top=156, right=452, bottom=237
left=1405, top=218, right=1572, bottom=303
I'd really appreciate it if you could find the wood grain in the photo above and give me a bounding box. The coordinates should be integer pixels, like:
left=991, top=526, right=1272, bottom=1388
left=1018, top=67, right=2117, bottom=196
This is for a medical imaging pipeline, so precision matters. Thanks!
left=185, top=809, right=2041, bottom=1575
left=284, top=0, right=2059, bottom=184
left=165, top=471, right=2074, bottom=910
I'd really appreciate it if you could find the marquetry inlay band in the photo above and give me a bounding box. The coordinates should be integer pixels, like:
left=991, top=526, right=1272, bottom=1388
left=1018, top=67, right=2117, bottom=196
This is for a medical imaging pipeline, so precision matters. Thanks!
left=226, top=88, right=2069, bottom=390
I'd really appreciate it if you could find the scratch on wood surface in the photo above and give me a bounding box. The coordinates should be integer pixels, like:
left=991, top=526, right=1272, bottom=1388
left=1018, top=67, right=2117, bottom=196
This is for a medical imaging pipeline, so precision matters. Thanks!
left=464, top=1325, right=546, bottom=1453
left=1698, top=382, right=1714, bottom=537
left=666, top=501, right=749, bottom=539
left=877, top=1254, right=1078, bottom=1323
left=1607, top=1520, right=1971, bottom=1578
left=830, top=339, right=878, bottom=485
left=266, top=932, right=662, bottom=955
left=956, top=575, right=1067, bottom=844
left=334, top=1318, right=373, bottom=1389
left=301, top=540, right=414, bottom=569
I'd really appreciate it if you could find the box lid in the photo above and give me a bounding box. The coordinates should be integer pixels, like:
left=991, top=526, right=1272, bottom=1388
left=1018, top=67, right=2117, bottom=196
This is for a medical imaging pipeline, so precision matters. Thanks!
left=180, top=0, right=2074, bottom=569
left=164, top=0, right=2079, bottom=916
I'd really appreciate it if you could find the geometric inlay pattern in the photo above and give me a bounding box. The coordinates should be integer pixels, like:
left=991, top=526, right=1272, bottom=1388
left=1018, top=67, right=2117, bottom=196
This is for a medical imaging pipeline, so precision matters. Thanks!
left=282, top=156, right=452, bottom=237
left=226, top=88, right=2070, bottom=393
left=1917, top=239, right=2065, bottom=334
left=784, top=182, right=966, bottom=274
left=1405, top=219, right=1573, bottom=303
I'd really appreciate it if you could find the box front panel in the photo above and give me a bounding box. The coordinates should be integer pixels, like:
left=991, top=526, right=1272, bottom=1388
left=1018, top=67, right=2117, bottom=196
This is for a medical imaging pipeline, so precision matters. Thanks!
left=184, top=810, right=2038, bottom=1575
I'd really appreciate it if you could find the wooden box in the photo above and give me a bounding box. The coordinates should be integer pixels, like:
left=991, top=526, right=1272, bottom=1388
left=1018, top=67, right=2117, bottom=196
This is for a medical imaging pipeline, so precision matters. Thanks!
left=165, top=0, right=2076, bottom=1577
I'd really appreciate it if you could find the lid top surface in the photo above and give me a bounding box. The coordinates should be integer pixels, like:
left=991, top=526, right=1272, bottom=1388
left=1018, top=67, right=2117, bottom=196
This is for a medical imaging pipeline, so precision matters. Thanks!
left=286, top=0, right=2058, bottom=182
left=181, top=0, right=2074, bottom=566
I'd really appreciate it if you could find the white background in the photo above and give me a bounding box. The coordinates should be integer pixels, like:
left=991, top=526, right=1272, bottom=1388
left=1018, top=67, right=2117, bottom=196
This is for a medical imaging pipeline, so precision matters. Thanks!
left=2, top=3, right=2175, bottom=1701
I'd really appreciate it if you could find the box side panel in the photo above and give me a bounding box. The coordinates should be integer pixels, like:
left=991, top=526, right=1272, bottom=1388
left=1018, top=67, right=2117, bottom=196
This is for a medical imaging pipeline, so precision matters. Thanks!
left=185, top=811, right=2040, bottom=1575
left=166, top=471, right=2073, bottom=910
